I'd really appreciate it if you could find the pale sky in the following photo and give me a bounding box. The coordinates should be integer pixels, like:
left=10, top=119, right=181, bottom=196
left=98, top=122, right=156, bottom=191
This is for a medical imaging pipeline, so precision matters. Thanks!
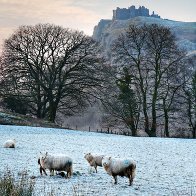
left=0, top=0, right=196, bottom=51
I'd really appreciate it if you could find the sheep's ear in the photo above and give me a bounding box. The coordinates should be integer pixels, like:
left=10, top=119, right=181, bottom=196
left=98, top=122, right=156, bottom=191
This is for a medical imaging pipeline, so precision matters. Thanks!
left=109, top=157, right=111, bottom=160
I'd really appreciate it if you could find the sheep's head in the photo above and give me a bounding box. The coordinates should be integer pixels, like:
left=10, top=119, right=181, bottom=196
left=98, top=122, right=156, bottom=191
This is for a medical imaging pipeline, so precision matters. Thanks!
left=40, top=152, right=48, bottom=163
left=84, top=153, right=92, bottom=161
left=102, top=157, right=111, bottom=170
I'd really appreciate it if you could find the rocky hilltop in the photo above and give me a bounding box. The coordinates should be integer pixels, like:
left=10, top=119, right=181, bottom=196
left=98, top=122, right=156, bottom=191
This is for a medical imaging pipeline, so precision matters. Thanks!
left=93, top=5, right=196, bottom=55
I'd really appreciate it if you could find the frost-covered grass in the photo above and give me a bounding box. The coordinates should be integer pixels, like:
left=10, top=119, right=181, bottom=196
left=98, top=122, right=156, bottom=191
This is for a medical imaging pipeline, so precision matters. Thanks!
left=0, top=125, right=195, bottom=195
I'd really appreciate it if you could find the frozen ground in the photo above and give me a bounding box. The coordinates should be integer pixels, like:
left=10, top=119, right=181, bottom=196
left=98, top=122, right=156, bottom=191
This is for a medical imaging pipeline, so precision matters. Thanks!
left=0, top=125, right=195, bottom=196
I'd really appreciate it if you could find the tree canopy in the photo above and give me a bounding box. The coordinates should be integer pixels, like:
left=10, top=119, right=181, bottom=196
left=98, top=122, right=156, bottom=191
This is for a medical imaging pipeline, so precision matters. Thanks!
left=0, top=24, right=104, bottom=122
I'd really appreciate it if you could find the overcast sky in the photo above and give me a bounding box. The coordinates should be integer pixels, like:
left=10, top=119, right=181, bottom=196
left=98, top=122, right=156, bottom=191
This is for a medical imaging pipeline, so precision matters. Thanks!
left=0, top=0, right=195, bottom=50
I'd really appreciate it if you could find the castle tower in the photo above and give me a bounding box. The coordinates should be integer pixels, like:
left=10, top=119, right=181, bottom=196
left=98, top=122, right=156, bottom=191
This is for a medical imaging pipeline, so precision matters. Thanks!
left=112, top=5, right=160, bottom=20
left=129, top=5, right=136, bottom=18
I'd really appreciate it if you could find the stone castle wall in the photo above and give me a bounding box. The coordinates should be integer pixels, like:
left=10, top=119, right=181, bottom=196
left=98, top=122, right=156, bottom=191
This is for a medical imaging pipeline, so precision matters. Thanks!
left=113, top=5, right=160, bottom=20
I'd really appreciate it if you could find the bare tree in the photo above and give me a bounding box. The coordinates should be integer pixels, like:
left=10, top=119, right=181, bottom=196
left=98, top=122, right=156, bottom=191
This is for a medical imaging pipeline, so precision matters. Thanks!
left=1, top=24, right=104, bottom=122
left=159, top=61, right=186, bottom=137
left=182, top=54, right=196, bottom=138
left=111, top=25, right=149, bottom=135
left=145, top=24, right=185, bottom=136
left=110, top=24, right=185, bottom=137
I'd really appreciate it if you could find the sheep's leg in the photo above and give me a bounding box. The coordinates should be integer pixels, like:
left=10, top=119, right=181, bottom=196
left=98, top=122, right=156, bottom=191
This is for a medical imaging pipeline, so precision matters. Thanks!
left=50, top=169, right=54, bottom=176
left=66, top=167, right=71, bottom=178
left=40, top=167, right=47, bottom=176
left=67, top=171, right=70, bottom=178
left=40, top=167, right=43, bottom=175
left=128, top=164, right=135, bottom=186
left=112, top=175, right=117, bottom=184
left=49, top=169, right=52, bottom=176
left=43, top=168, right=47, bottom=176
left=129, top=175, right=133, bottom=186
left=95, top=165, right=97, bottom=173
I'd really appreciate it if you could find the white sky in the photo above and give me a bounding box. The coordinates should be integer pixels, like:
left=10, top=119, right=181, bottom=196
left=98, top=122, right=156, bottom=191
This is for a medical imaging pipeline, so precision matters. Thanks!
left=0, top=0, right=195, bottom=51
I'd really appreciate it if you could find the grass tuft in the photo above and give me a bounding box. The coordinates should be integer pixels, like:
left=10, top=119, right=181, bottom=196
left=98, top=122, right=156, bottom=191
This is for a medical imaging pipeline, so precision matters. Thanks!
left=0, top=169, right=35, bottom=196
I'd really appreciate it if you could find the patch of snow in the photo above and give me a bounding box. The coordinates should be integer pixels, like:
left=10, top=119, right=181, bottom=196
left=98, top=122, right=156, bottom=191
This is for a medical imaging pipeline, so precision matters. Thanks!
left=0, top=125, right=195, bottom=195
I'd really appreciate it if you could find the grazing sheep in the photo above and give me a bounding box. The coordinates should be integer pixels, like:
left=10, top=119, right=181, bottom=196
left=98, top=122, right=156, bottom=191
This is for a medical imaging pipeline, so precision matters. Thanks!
left=40, top=152, right=73, bottom=178
left=102, top=157, right=136, bottom=186
left=38, top=158, right=47, bottom=176
left=3, top=139, right=16, bottom=148
left=84, top=153, right=104, bottom=173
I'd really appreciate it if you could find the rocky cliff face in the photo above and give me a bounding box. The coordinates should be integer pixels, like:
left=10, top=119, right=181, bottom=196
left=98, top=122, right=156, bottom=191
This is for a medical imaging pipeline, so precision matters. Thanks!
left=93, top=16, right=196, bottom=55
left=93, top=19, right=112, bottom=41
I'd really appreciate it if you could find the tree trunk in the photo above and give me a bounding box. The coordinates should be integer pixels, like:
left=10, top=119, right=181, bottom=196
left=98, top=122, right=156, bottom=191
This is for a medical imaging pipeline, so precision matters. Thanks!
left=37, top=106, right=42, bottom=119
left=131, top=129, right=137, bottom=136
left=48, top=102, right=57, bottom=123
left=125, top=116, right=137, bottom=136
left=148, top=128, right=157, bottom=137
left=164, top=109, right=169, bottom=137
left=187, top=95, right=195, bottom=139
left=193, top=127, right=196, bottom=139
left=150, top=81, right=159, bottom=137
left=193, top=119, right=196, bottom=138
left=151, top=107, right=157, bottom=137
left=142, top=94, right=150, bottom=136
left=129, top=119, right=137, bottom=137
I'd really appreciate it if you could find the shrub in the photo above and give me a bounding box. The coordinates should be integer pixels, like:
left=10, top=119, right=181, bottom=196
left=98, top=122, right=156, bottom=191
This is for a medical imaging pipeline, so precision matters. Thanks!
left=3, top=95, right=29, bottom=115
left=0, top=169, right=35, bottom=196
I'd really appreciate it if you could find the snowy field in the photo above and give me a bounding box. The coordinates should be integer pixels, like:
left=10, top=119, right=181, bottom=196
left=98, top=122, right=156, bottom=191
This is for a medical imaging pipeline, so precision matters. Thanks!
left=0, top=125, right=195, bottom=196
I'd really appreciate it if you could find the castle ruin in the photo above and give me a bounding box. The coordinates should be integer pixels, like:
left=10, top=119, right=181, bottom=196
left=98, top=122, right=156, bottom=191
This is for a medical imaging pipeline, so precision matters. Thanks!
left=113, top=5, right=160, bottom=20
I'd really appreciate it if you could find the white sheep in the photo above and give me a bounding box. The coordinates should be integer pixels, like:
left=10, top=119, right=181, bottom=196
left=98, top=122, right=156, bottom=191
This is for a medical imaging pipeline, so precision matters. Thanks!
left=84, top=153, right=104, bottom=173
left=102, top=157, right=136, bottom=186
left=40, top=152, right=73, bottom=178
left=3, top=139, right=16, bottom=148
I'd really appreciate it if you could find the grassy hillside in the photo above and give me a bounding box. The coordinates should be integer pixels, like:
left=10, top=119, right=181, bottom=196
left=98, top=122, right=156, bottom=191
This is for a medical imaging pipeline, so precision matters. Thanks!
left=0, top=111, right=60, bottom=128
left=0, top=126, right=195, bottom=195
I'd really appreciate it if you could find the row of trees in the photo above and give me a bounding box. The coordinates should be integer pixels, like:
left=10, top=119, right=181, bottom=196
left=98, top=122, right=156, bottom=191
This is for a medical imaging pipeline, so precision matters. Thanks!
left=100, top=24, right=196, bottom=138
left=0, top=23, right=195, bottom=137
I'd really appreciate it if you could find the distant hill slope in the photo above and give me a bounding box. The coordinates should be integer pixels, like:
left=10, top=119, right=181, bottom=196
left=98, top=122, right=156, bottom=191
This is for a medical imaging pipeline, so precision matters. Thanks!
left=93, top=17, right=196, bottom=55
